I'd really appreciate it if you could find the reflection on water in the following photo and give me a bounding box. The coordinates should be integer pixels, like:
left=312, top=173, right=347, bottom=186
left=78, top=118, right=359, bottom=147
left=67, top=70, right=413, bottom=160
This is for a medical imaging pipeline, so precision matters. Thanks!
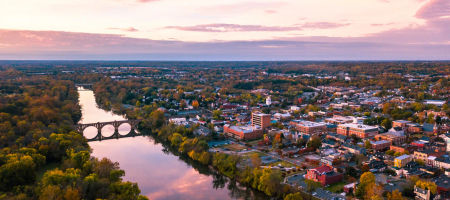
left=78, top=88, right=267, bottom=200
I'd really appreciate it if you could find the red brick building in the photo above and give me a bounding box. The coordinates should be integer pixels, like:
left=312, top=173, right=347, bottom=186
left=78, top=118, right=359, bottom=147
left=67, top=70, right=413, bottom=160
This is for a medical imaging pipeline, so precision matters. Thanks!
left=337, top=123, right=378, bottom=138
left=223, top=124, right=263, bottom=140
left=290, top=120, right=327, bottom=135
left=305, top=165, right=343, bottom=186
left=251, top=112, right=271, bottom=130
left=370, top=140, right=391, bottom=151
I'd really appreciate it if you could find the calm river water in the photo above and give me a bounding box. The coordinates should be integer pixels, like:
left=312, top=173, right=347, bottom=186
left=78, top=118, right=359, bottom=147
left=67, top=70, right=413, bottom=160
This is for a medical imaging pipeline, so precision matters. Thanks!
left=78, top=88, right=267, bottom=200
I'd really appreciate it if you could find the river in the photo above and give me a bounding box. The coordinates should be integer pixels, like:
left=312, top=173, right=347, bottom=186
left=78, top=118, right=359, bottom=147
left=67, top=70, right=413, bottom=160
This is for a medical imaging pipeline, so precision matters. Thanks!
left=77, top=88, right=267, bottom=200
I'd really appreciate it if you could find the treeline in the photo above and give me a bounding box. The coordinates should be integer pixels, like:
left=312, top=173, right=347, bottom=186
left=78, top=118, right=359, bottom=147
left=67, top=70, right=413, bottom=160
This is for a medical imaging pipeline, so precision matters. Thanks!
left=0, top=73, right=147, bottom=199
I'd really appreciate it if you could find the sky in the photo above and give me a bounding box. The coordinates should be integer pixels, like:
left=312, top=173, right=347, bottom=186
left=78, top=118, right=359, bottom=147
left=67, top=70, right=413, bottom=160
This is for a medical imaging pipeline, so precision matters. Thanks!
left=0, top=0, right=448, bottom=60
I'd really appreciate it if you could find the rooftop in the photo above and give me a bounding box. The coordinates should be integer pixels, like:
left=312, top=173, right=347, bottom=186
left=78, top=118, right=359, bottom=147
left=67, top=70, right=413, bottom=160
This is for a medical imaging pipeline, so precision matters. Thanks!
left=395, top=154, right=411, bottom=160
left=292, top=120, right=326, bottom=127
left=338, top=123, right=378, bottom=131
left=225, top=125, right=261, bottom=134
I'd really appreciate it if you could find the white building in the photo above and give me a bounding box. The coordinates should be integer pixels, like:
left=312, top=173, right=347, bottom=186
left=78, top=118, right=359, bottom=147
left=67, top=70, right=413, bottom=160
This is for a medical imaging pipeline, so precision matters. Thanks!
left=266, top=96, right=272, bottom=106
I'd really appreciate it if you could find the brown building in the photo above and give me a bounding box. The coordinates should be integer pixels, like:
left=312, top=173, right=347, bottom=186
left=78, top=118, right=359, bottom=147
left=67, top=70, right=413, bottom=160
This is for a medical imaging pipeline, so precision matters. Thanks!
left=392, top=120, right=411, bottom=129
left=223, top=124, right=263, bottom=140
left=390, top=144, right=417, bottom=154
left=413, top=149, right=445, bottom=161
left=251, top=112, right=271, bottom=130
left=337, top=123, right=379, bottom=138
left=370, top=140, right=391, bottom=151
left=290, top=120, right=327, bottom=135
left=305, top=165, right=343, bottom=186
left=374, top=132, right=406, bottom=145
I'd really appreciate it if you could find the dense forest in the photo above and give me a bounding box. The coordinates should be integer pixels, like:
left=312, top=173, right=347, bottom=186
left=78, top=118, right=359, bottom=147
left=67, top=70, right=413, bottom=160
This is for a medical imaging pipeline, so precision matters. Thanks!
left=0, top=69, right=147, bottom=199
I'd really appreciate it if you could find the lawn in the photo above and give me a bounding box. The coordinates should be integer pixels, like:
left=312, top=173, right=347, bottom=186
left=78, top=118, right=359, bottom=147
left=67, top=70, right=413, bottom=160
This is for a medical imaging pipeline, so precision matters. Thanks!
left=269, top=160, right=295, bottom=168
left=326, top=181, right=346, bottom=193
left=223, top=143, right=246, bottom=151
left=242, top=151, right=266, bottom=157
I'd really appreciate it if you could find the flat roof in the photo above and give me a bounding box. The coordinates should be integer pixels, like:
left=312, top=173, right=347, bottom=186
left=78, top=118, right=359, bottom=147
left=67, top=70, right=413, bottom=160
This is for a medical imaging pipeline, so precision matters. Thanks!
left=339, top=123, right=378, bottom=131
left=395, top=154, right=411, bottom=160
left=292, top=120, right=326, bottom=127
left=227, top=125, right=261, bottom=134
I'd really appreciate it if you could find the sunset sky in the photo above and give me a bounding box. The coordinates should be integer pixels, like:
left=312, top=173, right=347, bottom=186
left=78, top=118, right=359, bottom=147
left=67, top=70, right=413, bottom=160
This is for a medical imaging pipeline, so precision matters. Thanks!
left=0, top=0, right=448, bottom=60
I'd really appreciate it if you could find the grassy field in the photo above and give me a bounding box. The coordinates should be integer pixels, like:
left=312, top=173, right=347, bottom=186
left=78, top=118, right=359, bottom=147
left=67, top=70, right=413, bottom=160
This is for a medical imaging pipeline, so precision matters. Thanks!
left=326, top=182, right=346, bottom=193
left=269, top=160, right=295, bottom=168
left=241, top=151, right=266, bottom=157
left=223, top=143, right=247, bottom=151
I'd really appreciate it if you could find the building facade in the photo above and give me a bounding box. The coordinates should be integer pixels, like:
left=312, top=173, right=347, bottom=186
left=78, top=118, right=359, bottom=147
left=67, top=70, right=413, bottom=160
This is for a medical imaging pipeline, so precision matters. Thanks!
left=305, top=165, right=343, bottom=186
left=251, top=112, right=271, bottom=130
left=223, top=125, right=263, bottom=140
left=290, top=120, right=327, bottom=135
left=337, top=123, right=379, bottom=138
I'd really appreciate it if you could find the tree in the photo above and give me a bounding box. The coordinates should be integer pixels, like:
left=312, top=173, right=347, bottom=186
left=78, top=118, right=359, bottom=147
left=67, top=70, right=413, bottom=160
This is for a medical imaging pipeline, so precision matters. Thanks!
left=356, top=172, right=383, bottom=200
left=415, top=180, right=437, bottom=194
left=258, top=168, right=282, bottom=196
left=284, top=192, right=303, bottom=200
left=387, top=189, right=404, bottom=200
left=364, top=140, right=372, bottom=149
left=306, top=136, right=321, bottom=150
left=250, top=153, right=262, bottom=167
left=192, top=100, right=199, bottom=109
left=212, top=110, right=223, bottom=120
left=381, top=118, right=392, bottom=130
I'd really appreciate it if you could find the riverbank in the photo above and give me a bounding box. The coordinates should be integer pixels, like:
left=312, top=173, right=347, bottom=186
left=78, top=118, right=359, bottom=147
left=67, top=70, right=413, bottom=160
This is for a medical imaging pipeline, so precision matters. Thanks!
left=79, top=88, right=269, bottom=199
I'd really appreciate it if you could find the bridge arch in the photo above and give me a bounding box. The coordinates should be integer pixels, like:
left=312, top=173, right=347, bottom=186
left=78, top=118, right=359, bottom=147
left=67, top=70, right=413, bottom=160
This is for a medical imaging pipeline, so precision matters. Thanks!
left=75, top=120, right=141, bottom=142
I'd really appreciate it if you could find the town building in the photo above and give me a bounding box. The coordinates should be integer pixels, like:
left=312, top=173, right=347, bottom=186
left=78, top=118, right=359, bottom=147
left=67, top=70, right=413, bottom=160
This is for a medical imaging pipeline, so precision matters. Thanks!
left=390, top=144, right=417, bottom=154
left=414, top=185, right=431, bottom=200
left=266, top=96, right=272, bottom=106
left=374, top=130, right=406, bottom=145
left=251, top=112, right=271, bottom=130
left=325, top=115, right=354, bottom=124
left=370, top=140, right=391, bottom=151
left=223, top=125, right=263, bottom=140
left=305, top=165, right=343, bottom=186
left=290, top=120, right=327, bottom=135
left=413, top=149, right=445, bottom=162
left=392, top=120, right=411, bottom=129
left=394, top=154, right=412, bottom=168
left=337, top=123, right=379, bottom=138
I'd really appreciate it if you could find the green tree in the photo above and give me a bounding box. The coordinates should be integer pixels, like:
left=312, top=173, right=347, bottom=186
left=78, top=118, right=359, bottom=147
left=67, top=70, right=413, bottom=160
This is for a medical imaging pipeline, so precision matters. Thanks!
left=381, top=118, right=392, bottom=130
left=284, top=192, right=303, bottom=200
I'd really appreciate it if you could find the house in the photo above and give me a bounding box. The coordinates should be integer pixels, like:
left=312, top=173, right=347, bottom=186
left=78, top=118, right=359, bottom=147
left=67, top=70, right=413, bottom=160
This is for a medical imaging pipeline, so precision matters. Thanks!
left=434, top=175, right=450, bottom=198
left=326, top=132, right=347, bottom=142
left=393, top=120, right=411, bottom=129
left=305, top=165, right=343, bottom=186
left=414, top=185, right=431, bottom=200
left=194, top=125, right=211, bottom=136
left=414, top=149, right=445, bottom=162
left=342, top=143, right=366, bottom=154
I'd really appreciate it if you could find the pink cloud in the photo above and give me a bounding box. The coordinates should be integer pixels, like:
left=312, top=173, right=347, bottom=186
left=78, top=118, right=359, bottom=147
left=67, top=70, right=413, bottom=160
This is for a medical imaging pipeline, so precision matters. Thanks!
left=0, top=28, right=447, bottom=60
left=265, top=10, right=277, bottom=14
left=137, top=0, right=159, bottom=3
left=300, top=22, right=350, bottom=29
left=166, top=23, right=300, bottom=32
left=108, top=27, right=139, bottom=32
left=166, top=22, right=350, bottom=32
left=415, top=0, right=449, bottom=20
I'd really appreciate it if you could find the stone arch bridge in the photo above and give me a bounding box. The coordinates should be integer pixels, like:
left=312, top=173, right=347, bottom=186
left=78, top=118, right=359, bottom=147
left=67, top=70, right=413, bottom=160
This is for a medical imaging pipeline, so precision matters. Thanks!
left=76, top=120, right=141, bottom=142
